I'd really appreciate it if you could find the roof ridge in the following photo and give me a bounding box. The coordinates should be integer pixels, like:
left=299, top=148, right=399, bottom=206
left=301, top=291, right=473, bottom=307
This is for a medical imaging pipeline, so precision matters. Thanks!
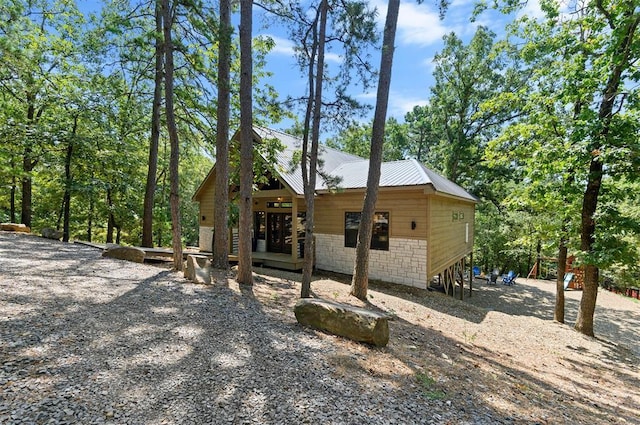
left=255, top=126, right=291, bottom=138
left=409, top=158, right=431, bottom=183
left=381, top=158, right=413, bottom=164
left=254, top=125, right=364, bottom=159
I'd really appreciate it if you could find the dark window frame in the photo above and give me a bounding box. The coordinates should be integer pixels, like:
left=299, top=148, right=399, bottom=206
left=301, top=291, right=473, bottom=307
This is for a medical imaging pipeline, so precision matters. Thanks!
left=344, top=211, right=389, bottom=251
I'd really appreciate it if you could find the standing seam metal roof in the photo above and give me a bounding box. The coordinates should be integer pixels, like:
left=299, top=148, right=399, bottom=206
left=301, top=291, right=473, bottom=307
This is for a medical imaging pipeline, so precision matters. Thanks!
left=252, top=126, right=477, bottom=202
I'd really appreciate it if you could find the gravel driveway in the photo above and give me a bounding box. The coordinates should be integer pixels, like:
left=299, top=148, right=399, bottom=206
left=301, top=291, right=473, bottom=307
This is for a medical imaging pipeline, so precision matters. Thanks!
left=1, top=232, right=638, bottom=424
left=0, top=232, right=456, bottom=424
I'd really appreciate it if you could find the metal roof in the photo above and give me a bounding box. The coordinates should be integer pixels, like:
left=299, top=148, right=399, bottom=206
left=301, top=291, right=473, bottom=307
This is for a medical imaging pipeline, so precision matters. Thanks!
left=252, top=126, right=477, bottom=202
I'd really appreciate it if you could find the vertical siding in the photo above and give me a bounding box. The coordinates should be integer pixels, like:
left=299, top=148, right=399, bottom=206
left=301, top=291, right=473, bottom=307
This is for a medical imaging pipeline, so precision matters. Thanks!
left=198, top=172, right=216, bottom=227
left=315, top=189, right=428, bottom=240
left=427, top=195, right=475, bottom=276
left=195, top=173, right=476, bottom=282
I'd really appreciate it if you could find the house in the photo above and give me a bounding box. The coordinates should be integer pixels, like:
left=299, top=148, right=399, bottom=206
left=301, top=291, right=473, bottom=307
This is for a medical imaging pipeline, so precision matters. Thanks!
left=192, top=126, right=478, bottom=291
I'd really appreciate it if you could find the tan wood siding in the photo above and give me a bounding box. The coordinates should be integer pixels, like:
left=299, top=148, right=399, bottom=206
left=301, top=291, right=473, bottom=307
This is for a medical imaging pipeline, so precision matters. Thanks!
left=195, top=167, right=476, bottom=282
left=315, top=189, right=428, bottom=240
left=427, top=195, right=475, bottom=277
left=198, top=173, right=306, bottom=229
left=198, top=170, right=216, bottom=227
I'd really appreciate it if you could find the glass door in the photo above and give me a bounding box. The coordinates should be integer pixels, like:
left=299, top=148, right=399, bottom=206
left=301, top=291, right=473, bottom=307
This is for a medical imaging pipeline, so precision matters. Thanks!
left=267, top=213, right=292, bottom=254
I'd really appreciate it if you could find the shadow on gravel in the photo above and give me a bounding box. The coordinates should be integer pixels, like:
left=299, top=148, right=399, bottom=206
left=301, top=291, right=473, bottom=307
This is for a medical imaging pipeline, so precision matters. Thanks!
left=313, top=270, right=491, bottom=324
left=386, top=314, right=640, bottom=425
left=1, top=232, right=638, bottom=424
left=464, top=279, right=640, bottom=359
left=361, top=271, right=640, bottom=363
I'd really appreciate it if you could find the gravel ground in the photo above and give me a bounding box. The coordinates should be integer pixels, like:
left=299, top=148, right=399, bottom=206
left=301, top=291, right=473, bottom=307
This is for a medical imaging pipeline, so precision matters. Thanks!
left=1, top=232, right=639, bottom=424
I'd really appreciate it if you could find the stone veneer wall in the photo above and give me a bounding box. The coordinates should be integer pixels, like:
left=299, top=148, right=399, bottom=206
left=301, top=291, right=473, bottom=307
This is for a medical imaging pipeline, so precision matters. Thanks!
left=198, top=227, right=239, bottom=253
left=314, top=234, right=427, bottom=288
left=199, top=226, right=213, bottom=252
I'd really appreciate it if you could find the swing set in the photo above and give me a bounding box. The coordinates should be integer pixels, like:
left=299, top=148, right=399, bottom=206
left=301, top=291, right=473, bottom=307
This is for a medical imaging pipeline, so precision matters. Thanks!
left=526, top=256, right=583, bottom=289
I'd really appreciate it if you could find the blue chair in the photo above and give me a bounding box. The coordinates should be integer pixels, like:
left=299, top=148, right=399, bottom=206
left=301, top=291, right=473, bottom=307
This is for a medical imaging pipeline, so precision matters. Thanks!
left=502, top=270, right=518, bottom=285
left=473, top=266, right=481, bottom=277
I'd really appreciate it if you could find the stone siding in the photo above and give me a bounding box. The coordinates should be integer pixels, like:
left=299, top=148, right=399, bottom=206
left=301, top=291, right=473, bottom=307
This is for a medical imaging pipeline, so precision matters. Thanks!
left=315, top=234, right=427, bottom=288
left=198, top=226, right=213, bottom=252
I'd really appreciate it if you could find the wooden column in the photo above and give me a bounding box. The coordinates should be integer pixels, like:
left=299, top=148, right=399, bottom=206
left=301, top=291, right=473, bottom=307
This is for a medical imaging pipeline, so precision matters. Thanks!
left=459, top=257, right=464, bottom=300
left=469, top=253, right=473, bottom=297
left=291, top=196, right=298, bottom=261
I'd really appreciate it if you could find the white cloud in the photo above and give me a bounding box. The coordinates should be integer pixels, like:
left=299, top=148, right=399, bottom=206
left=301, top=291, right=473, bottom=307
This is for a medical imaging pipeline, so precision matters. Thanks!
left=517, top=0, right=546, bottom=20
left=324, top=52, right=342, bottom=63
left=421, top=56, right=436, bottom=74
left=370, top=0, right=450, bottom=47
left=388, top=92, right=429, bottom=118
left=517, top=0, right=575, bottom=21
left=357, top=91, right=378, bottom=101
left=398, top=3, right=450, bottom=46
left=449, top=0, right=476, bottom=7
left=263, top=34, right=296, bottom=56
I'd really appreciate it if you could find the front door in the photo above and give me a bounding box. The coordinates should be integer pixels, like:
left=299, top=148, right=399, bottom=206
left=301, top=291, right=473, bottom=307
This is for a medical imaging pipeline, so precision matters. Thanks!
left=267, top=213, right=292, bottom=254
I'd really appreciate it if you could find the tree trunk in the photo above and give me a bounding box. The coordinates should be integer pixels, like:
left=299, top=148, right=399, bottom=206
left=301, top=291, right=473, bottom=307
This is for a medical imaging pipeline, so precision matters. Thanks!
left=301, top=0, right=327, bottom=298
left=575, top=157, right=602, bottom=336
left=350, top=0, right=400, bottom=300
left=21, top=98, right=37, bottom=228
left=298, top=14, right=317, bottom=297
left=62, top=143, right=73, bottom=243
left=87, top=187, right=94, bottom=242
left=555, top=238, right=567, bottom=323
left=236, top=0, right=253, bottom=285
left=141, top=0, right=164, bottom=248
left=162, top=0, right=183, bottom=271
left=106, top=188, right=115, bottom=244
left=535, top=239, right=541, bottom=279
left=157, top=168, right=167, bottom=247
left=21, top=146, right=33, bottom=228
left=10, top=156, right=16, bottom=223
left=575, top=5, right=638, bottom=336
left=62, top=115, right=78, bottom=243
left=212, top=0, right=232, bottom=270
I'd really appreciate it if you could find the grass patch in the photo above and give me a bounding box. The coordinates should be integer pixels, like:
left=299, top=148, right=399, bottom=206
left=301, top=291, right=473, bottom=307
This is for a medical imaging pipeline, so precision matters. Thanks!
left=415, top=372, right=446, bottom=400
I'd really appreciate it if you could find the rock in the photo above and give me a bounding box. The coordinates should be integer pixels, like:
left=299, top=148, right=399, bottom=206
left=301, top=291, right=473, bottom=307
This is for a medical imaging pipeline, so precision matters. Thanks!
left=184, top=255, right=212, bottom=284
left=294, top=298, right=390, bottom=347
left=1, top=223, right=31, bottom=233
left=41, top=228, right=63, bottom=240
left=102, top=245, right=145, bottom=263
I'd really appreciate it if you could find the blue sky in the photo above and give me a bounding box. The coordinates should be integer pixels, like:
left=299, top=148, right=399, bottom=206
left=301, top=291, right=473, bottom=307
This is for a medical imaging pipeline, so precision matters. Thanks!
left=256, top=0, right=545, bottom=129
left=77, top=0, right=545, bottom=131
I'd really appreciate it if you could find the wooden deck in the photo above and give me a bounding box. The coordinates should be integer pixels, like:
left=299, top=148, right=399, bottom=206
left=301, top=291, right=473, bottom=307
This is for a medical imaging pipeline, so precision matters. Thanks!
left=75, top=241, right=304, bottom=271
left=75, top=241, right=201, bottom=259
left=197, top=251, right=304, bottom=271
left=247, top=251, right=304, bottom=271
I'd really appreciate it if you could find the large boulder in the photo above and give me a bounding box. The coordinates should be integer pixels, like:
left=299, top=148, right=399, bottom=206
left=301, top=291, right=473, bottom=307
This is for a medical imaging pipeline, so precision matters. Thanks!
left=41, top=228, right=63, bottom=240
left=102, top=245, right=146, bottom=263
left=1, top=223, right=30, bottom=233
left=183, top=254, right=212, bottom=284
left=294, top=298, right=390, bottom=347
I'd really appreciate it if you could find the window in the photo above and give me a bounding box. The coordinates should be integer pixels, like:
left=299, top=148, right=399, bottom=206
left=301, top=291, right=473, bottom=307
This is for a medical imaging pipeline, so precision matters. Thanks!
left=266, top=201, right=293, bottom=208
left=344, top=212, right=389, bottom=250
